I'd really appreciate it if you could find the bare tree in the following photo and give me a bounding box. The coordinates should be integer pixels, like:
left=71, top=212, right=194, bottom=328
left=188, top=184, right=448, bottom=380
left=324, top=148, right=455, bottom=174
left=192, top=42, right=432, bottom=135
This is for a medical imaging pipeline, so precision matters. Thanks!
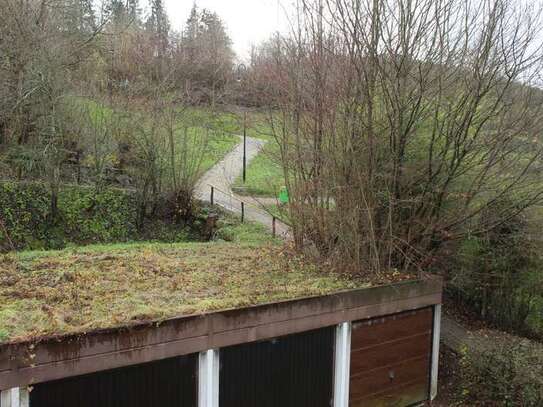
left=263, top=0, right=543, bottom=275
left=162, top=104, right=210, bottom=224
left=0, top=0, right=108, bottom=215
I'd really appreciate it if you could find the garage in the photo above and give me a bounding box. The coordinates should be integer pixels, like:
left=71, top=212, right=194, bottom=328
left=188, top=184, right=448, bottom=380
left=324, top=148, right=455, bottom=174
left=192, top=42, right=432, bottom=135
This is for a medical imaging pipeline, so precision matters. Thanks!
left=220, top=327, right=334, bottom=407
left=1, top=279, right=442, bottom=407
left=29, top=354, right=197, bottom=407
left=349, top=308, right=434, bottom=406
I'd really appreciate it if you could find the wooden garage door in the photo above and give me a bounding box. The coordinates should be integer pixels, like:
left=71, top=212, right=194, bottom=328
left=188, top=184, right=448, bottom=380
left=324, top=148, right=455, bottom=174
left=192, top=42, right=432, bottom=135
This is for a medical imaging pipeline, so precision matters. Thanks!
left=349, top=307, right=433, bottom=407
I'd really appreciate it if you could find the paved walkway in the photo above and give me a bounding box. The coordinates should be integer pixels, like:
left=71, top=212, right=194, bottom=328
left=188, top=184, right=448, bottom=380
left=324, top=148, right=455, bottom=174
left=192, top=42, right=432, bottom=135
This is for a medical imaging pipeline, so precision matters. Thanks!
left=195, top=136, right=290, bottom=239
left=441, top=316, right=472, bottom=352
left=441, top=315, right=496, bottom=354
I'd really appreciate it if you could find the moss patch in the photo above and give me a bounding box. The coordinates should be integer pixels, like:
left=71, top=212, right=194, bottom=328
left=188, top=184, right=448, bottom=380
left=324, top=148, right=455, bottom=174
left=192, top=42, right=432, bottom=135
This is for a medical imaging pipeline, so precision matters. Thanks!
left=0, top=242, right=362, bottom=344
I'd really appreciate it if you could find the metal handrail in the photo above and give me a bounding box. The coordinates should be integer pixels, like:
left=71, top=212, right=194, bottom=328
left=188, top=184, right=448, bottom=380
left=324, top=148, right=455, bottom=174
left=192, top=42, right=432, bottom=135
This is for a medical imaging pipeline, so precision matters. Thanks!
left=207, top=183, right=291, bottom=228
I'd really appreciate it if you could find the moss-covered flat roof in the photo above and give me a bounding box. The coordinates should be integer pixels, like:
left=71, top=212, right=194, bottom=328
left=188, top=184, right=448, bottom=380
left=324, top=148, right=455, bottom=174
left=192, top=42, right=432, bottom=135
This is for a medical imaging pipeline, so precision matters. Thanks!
left=0, top=242, right=367, bottom=344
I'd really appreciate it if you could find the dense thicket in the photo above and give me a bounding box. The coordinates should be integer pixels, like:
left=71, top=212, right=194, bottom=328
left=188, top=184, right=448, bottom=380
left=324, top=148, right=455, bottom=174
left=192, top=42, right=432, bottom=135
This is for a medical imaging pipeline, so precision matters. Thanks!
left=0, top=0, right=236, bottom=228
left=252, top=0, right=543, bottom=272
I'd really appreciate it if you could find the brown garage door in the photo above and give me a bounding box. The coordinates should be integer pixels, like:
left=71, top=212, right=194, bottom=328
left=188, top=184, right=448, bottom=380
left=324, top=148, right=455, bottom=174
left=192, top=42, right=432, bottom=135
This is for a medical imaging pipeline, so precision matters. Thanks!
left=349, top=307, right=433, bottom=407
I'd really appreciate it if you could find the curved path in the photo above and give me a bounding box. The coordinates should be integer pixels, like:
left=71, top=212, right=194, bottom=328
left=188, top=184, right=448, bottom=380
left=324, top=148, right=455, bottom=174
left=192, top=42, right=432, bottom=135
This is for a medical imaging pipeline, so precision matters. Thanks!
left=195, top=136, right=290, bottom=239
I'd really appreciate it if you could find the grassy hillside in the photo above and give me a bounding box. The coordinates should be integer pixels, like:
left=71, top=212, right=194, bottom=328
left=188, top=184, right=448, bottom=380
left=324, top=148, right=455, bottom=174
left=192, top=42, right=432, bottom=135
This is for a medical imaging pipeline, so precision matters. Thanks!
left=233, top=140, right=284, bottom=197
left=78, top=98, right=241, bottom=175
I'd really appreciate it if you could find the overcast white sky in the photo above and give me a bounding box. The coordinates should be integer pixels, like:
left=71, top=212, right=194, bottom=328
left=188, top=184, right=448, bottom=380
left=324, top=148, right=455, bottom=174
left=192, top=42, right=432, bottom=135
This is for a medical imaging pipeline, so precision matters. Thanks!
left=162, top=0, right=293, bottom=61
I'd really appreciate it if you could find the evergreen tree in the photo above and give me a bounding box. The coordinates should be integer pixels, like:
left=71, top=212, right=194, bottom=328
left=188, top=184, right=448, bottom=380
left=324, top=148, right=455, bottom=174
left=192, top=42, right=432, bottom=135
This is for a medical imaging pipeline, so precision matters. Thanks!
left=180, top=5, right=234, bottom=89
left=126, top=0, right=140, bottom=21
left=105, top=0, right=127, bottom=23
left=58, top=0, right=97, bottom=35
left=146, top=0, right=170, bottom=56
left=182, top=4, right=201, bottom=61
left=78, top=0, right=97, bottom=33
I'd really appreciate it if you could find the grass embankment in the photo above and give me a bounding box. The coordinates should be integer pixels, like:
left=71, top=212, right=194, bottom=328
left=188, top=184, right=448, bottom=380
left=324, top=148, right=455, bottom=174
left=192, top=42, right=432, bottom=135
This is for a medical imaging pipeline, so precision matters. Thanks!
left=232, top=140, right=284, bottom=197
left=214, top=215, right=280, bottom=245
left=0, top=241, right=361, bottom=344
left=231, top=112, right=284, bottom=197
left=79, top=99, right=240, bottom=175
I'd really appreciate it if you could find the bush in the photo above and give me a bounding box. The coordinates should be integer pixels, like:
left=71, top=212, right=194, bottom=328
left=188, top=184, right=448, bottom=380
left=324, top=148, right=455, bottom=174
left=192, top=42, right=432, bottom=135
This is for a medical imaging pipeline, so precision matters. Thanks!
left=449, top=201, right=543, bottom=335
left=459, top=337, right=543, bottom=406
left=60, top=187, right=138, bottom=244
left=0, top=182, right=265, bottom=251
left=0, top=182, right=51, bottom=251
left=0, top=182, right=191, bottom=251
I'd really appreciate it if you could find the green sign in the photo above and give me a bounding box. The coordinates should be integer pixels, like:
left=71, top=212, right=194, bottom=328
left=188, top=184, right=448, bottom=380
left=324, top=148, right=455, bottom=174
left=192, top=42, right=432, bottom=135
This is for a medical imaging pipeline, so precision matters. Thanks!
left=279, top=186, right=289, bottom=204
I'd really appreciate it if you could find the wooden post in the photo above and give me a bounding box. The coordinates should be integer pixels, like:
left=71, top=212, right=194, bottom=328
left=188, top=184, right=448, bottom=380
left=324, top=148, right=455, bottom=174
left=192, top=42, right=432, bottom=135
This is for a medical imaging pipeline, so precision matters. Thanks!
left=272, top=216, right=276, bottom=237
left=210, top=186, right=214, bottom=206
left=241, top=202, right=245, bottom=223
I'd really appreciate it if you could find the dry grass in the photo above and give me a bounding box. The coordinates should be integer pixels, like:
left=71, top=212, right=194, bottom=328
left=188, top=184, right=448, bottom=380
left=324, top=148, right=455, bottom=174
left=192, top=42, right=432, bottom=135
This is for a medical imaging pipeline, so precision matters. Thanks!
left=0, top=242, right=363, bottom=344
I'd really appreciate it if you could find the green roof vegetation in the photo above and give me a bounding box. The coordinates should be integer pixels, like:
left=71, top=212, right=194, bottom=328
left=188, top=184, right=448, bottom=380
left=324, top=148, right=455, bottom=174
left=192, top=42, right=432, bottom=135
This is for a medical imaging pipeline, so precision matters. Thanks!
left=0, top=242, right=364, bottom=344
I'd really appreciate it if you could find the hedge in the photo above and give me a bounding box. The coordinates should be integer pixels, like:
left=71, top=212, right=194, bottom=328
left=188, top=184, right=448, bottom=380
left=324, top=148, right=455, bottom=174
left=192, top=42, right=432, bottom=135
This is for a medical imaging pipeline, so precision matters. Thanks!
left=59, top=186, right=138, bottom=245
left=1, top=182, right=148, bottom=251
left=0, top=182, right=50, bottom=251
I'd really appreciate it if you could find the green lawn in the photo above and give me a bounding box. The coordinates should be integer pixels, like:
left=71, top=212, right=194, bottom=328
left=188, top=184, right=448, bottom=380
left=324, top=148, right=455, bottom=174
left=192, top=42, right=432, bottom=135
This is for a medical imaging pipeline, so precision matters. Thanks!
left=215, top=216, right=281, bottom=245
left=74, top=98, right=240, bottom=176
left=232, top=140, right=285, bottom=197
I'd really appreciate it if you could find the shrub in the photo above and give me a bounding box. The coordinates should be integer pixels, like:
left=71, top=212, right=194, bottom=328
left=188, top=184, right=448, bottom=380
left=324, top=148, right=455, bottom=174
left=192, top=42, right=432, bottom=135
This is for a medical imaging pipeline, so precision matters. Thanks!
left=459, top=337, right=543, bottom=406
left=0, top=182, right=149, bottom=250
left=59, top=186, right=138, bottom=244
left=0, top=182, right=263, bottom=251
left=449, top=201, right=543, bottom=335
left=0, top=182, right=51, bottom=251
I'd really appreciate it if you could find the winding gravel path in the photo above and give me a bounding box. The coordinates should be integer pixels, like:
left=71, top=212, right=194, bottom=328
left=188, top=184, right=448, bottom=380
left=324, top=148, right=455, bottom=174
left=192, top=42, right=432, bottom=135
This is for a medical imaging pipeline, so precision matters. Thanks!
left=195, top=136, right=290, bottom=239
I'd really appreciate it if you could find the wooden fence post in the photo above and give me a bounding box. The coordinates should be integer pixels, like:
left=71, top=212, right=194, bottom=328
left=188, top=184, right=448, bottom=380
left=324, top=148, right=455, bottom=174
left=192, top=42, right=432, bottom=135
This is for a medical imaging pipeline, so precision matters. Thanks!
left=241, top=202, right=245, bottom=223
left=272, top=216, right=276, bottom=237
left=210, top=186, right=214, bottom=206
